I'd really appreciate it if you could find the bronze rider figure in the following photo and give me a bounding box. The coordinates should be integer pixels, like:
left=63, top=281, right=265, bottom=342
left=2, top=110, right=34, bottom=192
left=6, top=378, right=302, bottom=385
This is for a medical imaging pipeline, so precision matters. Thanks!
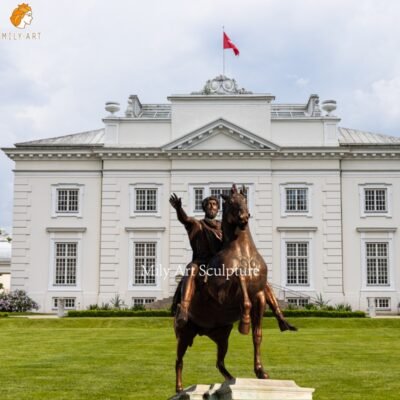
left=170, top=193, right=222, bottom=327
left=170, top=192, right=293, bottom=332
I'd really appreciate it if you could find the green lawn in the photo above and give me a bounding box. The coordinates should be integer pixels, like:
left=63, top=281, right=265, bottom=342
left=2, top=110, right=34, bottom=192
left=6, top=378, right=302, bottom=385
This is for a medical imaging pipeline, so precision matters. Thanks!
left=0, top=318, right=399, bottom=399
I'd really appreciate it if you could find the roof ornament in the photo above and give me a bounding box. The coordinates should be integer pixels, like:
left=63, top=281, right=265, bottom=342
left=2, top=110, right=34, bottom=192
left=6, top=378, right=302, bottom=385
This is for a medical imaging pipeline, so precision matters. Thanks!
left=306, top=94, right=321, bottom=117
left=321, top=100, right=337, bottom=116
left=125, top=98, right=134, bottom=117
left=125, top=95, right=142, bottom=118
left=193, top=75, right=252, bottom=95
left=105, top=101, right=120, bottom=116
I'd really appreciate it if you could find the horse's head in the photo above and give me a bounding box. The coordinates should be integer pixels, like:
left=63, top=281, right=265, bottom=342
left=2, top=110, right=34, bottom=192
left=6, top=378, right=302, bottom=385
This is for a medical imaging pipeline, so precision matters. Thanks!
left=221, top=184, right=250, bottom=230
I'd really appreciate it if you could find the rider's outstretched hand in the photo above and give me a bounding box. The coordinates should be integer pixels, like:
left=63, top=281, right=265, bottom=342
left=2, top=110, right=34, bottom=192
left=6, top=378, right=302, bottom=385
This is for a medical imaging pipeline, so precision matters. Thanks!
left=169, top=193, right=182, bottom=210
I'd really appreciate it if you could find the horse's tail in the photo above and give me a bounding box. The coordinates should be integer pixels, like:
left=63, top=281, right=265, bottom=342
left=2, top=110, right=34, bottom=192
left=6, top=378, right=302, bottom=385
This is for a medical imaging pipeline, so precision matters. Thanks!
left=171, top=278, right=183, bottom=316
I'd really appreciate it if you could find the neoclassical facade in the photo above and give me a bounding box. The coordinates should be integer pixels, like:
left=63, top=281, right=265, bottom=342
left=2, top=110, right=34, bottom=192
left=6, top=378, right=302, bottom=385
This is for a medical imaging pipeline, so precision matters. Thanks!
left=0, top=233, right=11, bottom=291
left=3, top=76, right=400, bottom=313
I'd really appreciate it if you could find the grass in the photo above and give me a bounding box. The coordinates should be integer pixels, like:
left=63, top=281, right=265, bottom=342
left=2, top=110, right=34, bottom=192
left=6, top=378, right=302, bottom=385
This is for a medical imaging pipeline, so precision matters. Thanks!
left=0, top=317, right=399, bottom=399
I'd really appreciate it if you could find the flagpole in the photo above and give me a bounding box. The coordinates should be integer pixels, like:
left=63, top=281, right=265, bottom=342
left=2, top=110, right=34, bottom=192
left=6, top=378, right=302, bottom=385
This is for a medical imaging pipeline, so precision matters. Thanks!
left=222, top=26, right=225, bottom=76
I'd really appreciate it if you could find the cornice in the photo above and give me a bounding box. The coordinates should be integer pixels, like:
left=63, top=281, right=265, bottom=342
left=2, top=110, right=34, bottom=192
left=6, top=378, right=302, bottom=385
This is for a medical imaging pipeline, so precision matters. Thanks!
left=277, top=226, right=318, bottom=232
left=167, top=94, right=275, bottom=102
left=4, top=150, right=99, bottom=161
left=46, top=227, right=87, bottom=233
left=125, top=227, right=166, bottom=232
left=356, top=227, right=397, bottom=233
left=3, top=147, right=400, bottom=161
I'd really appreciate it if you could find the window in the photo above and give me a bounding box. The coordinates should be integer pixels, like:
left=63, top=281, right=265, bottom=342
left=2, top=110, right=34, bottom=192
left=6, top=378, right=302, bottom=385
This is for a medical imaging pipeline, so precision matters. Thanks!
left=359, top=184, right=392, bottom=217
left=374, top=298, right=390, bottom=310
left=132, top=298, right=155, bottom=307
left=126, top=227, right=164, bottom=291
left=280, top=184, right=312, bottom=217
left=133, top=242, right=157, bottom=285
left=53, top=298, right=76, bottom=310
left=287, top=297, right=309, bottom=307
left=285, top=188, right=308, bottom=212
left=135, top=188, right=157, bottom=212
left=210, top=187, right=233, bottom=210
left=52, top=184, right=83, bottom=217
left=54, top=242, right=77, bottom=286
left=364, top=189, right=387, bottom=213
left=194, top=188, right=204, bottom=212
left=190, top=184, right=251, bottom=214
left=280, top=229, right=315, bottom=290
left=360, top=231, right=394, bottom=291
left=130, top=184, right=162, bottom=216
left=57, top=189, right=79, bottom=213
left=366, top=242, right=389, bottom=286
left=286, top=242, right=309, bottom=286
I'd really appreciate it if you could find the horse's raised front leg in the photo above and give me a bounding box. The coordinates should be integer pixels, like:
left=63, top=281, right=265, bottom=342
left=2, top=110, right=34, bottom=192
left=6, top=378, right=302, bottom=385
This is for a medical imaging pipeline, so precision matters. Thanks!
left=264, top=283, right=297, bottom=332
left=238, top=273, right=251, bottom=335
left=252, top=290, right=269, bottom=379
left=209, top=325, right=234, bottom=381
left=175, top=326, right=196, bottom=393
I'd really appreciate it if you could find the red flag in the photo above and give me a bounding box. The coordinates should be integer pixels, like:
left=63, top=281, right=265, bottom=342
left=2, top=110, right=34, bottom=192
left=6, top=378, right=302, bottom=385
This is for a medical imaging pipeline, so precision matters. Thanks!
left=223, top=32, right=239, bottom=56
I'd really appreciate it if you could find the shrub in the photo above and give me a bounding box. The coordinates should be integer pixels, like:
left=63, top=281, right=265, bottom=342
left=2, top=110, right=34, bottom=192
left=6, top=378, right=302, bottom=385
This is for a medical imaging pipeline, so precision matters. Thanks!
left=109, top=294, right=125, bottom=310
left=131, top=304, right=145, bottom=311
left=314, top=293, right=331, bottom=308
left=0, top=290, right=39, bottom=312
left=335, top=303, right=352, bottom=312
left=0, top=312, right=8, bottom=318
left=304, top=303, right=318, bottom=310
left=100, top=302, right=111, bottom=310
left=287, top=299, right=353, bottom=313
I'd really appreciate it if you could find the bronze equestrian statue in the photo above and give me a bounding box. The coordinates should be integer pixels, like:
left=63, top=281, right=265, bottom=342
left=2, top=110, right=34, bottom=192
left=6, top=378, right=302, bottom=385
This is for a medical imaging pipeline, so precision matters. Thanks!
left=171, top=185, right=296, bottom=393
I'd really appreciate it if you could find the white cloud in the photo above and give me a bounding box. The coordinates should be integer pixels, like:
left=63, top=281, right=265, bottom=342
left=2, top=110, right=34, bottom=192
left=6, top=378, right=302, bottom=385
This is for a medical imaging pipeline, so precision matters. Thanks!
left=1, top=0, right=400, bottom=227
left=339, top=77, right=400, bottom=135
left=296, top=78, right=310, bottom=88
left=356, top=78, right=400, bottom=120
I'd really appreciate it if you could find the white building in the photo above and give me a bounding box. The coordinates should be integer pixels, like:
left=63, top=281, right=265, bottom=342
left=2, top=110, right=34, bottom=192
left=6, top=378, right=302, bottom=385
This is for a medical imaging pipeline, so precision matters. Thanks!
left=0, top=234, right=11, bottom=291
left=3, top=76, right=400, bottom=314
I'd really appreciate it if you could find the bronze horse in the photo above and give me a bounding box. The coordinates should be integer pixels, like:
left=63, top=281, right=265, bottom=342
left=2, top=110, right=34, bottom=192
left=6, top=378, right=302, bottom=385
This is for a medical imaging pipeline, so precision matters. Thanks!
left=173, top=184, right=296, bottom=393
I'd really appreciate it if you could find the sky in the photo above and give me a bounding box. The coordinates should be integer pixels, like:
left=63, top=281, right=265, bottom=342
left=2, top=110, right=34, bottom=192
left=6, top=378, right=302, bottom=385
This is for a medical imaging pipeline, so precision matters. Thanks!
left=1, top=0, right=400, bottom=233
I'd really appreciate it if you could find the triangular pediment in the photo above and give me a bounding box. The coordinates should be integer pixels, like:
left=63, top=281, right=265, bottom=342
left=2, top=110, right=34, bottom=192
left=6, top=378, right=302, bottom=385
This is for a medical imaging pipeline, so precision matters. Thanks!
left=162, top=119, right=280, bottom=151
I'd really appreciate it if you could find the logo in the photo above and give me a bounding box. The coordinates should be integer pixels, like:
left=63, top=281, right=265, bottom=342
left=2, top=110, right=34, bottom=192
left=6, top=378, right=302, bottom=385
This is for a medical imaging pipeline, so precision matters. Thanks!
left=1, top=3, right=41, bottom=40
left=10, top=3, right=33, bottom=29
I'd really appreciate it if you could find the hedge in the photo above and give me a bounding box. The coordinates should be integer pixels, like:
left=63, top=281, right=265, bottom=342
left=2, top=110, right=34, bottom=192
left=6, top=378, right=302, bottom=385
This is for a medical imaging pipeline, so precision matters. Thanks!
left=68, top=310, right=172, bottom=317
left=68, top=309, right=366, bottom=318
left=267, top=310, right=366, bottom=318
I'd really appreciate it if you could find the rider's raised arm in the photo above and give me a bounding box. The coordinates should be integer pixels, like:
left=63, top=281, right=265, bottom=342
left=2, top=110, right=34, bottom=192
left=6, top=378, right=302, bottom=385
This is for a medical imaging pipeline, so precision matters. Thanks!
left=169, top=193, right=196, bottom=229
left=176, top=205, right=196, bottom=228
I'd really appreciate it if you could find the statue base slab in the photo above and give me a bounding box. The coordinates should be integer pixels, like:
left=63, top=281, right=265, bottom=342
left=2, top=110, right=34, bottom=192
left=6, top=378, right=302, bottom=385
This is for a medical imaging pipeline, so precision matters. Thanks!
left=169, top=379, right=314, bottom=400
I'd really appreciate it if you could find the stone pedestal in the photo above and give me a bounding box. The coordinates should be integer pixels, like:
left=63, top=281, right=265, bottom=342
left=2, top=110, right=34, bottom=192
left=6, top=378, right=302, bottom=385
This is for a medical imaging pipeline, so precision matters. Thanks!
left=169, top=379, right=314, bottom=400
